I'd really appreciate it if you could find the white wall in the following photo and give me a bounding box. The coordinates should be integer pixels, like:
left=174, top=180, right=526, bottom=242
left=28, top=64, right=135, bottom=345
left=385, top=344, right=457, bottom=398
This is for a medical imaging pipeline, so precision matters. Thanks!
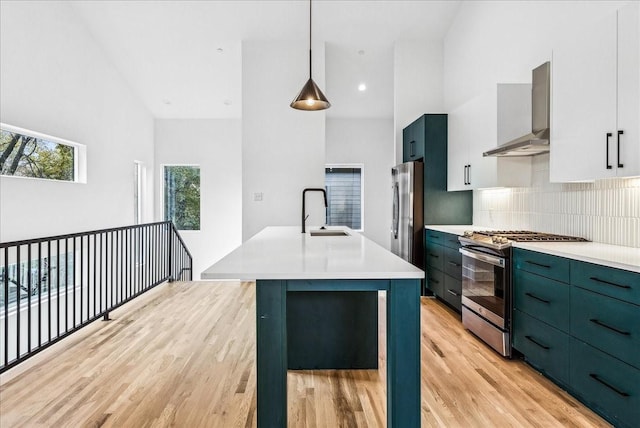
left=326, top=118, right=394, bottom=249
left=154, top=119, right=242, bottom=278
left=393, top=40, right=444, bottom=164
left=444, top=0, right=628, bottom=110
left=0, top=1, right=154, bottom=242
left=242, top=41, right=326, bottom=240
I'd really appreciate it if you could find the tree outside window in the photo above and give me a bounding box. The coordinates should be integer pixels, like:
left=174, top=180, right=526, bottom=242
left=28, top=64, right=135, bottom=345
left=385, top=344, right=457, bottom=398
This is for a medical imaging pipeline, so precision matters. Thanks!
left=0, top=127, right=75, bottom=181
left=164, top=165, right=200, bottom=230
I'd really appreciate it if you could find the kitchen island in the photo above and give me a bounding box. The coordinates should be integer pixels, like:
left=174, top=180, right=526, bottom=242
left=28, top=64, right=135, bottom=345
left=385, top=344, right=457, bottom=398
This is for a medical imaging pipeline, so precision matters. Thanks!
left=202, top=226, right=424, bottom=428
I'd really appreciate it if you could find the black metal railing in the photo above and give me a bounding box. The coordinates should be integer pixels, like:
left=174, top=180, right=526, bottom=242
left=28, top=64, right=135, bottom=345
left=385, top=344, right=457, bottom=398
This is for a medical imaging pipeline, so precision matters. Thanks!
left=0, top=221, right=192, bottom=373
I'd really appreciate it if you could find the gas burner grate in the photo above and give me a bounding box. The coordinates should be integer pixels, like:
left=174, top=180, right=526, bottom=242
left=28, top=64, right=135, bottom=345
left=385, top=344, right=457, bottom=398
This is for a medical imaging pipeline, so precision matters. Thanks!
left=472, top=230, right=589, bottom=243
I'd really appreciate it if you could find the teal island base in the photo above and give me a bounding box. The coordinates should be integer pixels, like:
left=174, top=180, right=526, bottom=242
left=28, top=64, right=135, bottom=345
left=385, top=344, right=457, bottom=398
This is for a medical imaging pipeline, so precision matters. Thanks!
left=256, top=278, right=421, bottom=428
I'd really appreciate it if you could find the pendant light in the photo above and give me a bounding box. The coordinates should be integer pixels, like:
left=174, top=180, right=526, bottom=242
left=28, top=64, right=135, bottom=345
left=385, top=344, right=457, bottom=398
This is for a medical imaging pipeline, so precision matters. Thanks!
left=290, top=0, right=331, bottom=110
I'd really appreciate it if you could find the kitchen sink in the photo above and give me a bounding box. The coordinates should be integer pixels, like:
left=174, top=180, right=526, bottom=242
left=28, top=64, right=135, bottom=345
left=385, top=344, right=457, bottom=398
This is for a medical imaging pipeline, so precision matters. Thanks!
left=309, top=230, right=349, bottom=237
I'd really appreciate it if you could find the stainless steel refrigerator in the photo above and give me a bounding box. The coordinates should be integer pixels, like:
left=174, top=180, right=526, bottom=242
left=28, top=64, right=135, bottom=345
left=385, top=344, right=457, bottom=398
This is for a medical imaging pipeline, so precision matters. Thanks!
left=391, top=162, right=424, bottom=271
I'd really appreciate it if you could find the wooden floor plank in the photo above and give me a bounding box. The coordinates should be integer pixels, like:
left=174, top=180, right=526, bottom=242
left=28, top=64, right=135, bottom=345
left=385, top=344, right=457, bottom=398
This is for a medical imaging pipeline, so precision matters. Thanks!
left=0, top=281, right=610, bottom=427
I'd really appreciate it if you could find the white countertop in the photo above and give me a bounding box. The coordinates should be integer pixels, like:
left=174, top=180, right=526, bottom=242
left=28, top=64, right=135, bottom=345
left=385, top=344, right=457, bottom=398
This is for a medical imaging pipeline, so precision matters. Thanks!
left=513, top=241, right=640, bottom=274
left=424, top=225, right=640, bottom=273
left=202, top=226, right=424, bottom=280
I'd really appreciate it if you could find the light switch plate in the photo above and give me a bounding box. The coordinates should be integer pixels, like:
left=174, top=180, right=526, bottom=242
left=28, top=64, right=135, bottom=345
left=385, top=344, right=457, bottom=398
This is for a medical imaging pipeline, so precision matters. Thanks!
left=253, top=192, right=263, bottom=202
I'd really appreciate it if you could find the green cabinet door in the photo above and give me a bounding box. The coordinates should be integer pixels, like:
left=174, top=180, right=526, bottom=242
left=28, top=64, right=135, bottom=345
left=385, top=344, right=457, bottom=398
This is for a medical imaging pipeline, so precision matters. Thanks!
left=571, top=260, right=640, bottom=306
left=513, top=269, right=570, bottom=333
left=570, top=338, right=640, bottom=428
left=570, top=286, right=640, bottom=369
left=513, top=309, right=570, bottom=386
left=513, top=248, right=570, bottom=283
left=403, top=115, right=425, bottom=161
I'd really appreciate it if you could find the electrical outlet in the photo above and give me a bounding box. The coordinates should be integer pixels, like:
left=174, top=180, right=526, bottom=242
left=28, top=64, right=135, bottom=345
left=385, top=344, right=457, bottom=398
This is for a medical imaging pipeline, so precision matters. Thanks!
left=253, top=192, right=263, bottom=202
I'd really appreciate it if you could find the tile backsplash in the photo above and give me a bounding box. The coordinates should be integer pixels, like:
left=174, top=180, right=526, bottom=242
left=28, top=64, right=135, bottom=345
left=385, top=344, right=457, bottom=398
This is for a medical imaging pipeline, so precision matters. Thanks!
left=474, top=154, right=640, bottom=248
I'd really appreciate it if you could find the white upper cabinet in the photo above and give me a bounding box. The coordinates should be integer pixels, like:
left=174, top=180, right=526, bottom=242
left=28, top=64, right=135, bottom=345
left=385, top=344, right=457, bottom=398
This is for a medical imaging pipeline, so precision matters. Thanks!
left=448, top=88, right=532, bottom=191
left=447, top=102, right=470, bottom=191
left=551, top=2, right=640, bottom=181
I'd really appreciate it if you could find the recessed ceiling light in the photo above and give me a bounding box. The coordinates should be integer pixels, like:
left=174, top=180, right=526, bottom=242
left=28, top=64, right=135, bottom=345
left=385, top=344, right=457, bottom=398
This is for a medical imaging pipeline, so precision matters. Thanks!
left=358, top=83, right=367, bottom=91
left=223, top=99, right=232, bottom=106
left=358, top=50, right=365, bottom=55
left=217, top=47, right=224, bottom=53
left=162, top=99, right=172, bottom=105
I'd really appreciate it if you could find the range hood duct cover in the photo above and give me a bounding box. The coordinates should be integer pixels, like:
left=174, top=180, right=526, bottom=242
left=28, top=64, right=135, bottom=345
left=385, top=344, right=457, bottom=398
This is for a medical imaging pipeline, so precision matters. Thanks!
left=484, top=61, right=551, bottom=157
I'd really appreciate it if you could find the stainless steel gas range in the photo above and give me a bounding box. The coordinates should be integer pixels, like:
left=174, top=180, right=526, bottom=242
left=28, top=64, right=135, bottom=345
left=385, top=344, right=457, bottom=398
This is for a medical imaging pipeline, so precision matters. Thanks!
left=458, top=230, right=588, bottom=357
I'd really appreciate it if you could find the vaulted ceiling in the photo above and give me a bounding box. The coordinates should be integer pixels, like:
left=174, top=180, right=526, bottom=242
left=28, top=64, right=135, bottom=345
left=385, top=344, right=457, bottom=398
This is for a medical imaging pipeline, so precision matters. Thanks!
left=71, top=1, right=461, bottom=119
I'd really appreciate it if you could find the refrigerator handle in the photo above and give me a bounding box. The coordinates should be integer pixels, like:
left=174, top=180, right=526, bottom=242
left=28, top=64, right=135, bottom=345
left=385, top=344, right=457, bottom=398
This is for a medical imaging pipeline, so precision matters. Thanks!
left=392, top=182, right=399, bottom=239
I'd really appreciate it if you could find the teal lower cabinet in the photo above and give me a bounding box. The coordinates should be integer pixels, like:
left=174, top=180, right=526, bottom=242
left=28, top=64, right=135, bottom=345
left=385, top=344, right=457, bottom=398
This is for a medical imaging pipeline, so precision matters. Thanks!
left=425, top=229, right=463, bottom=312
left=426, top=266, right=444, bottom=297
left=513, top=309, right=569, bottom=386
left=570, top=286, right=640, bottom=369
left=513, top=269, right=570, bottom=332
left=513, top=248, right=640, bottom=428
left=442, top=275, right=462, bottom=312
left=570, top=338, right=640, bottom=428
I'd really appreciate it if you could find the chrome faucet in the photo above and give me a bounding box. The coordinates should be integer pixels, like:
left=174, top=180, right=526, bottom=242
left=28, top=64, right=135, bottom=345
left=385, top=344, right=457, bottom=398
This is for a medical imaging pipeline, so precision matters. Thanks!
left=302, top=188, right=328, bottom=233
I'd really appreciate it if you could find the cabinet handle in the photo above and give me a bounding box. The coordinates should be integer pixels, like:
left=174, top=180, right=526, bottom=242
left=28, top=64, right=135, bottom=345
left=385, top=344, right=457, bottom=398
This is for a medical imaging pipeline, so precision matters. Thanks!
left=589, top=373, right=630, bottom=397
left=606, top=132, right=612, bottom=169
left=428, top=278, right=440, bottom=284
left=617, top=130, right=624, bottom=168
left=589, top=276, right=631, bottom=290
left=467, top=164, right=471, bottom=185
left=463, top=165, right=468, bottom=185
left=525, top=260, right=551, bottom=269
left=447, top=261, right=461, bottom=267
left=410, top=140, right=415, bottom=157
left=525, top=292, right=551, bottom=304
left=447, top=289, right=460, bottom=297
left=525, top=335, right=550, bottom=350
left=429, top=253, right=439, bottom=258
left=589, top=319, right=630, bottom=336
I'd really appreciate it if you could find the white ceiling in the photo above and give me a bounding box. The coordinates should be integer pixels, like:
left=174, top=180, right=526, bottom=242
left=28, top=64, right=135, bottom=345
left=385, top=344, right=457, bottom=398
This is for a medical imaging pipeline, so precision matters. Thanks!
left=70, top=0, right=461, bottom=119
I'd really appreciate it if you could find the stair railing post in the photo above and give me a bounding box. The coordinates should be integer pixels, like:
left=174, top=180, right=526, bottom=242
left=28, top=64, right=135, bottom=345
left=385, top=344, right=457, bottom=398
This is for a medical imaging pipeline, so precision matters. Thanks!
left=168, top=222, right=173, bottom=282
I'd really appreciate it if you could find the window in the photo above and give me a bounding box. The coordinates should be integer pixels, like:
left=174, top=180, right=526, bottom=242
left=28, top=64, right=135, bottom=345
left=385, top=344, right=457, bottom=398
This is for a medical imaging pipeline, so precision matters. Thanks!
left=134, top=161, right=145, bottom=225
left=163, top=165, right=200, bottom=230
left=325, top=165, right=363, bottom=231
left=0, top=124, right=83, bottom=182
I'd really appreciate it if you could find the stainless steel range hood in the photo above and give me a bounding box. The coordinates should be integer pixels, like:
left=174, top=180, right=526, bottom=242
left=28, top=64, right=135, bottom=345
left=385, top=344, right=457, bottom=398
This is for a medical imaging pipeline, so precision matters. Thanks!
left=484, top=62, right=550, bottom=157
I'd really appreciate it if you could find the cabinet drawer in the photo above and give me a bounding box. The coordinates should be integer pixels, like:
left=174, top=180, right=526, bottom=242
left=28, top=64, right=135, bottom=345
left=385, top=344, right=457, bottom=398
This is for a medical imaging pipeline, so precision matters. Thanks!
left=570, top=338, right=640, bottom=428
left=426, top=229, right=461, bottom=249
left=442, top=275, right=461, bottom=312
left=571, top=260, right=640, bottom=306
left=425, top=241, right=444, bottom=270
left=513, top=248, right=570, bottom=283
left=426, top=267, right=444, bottom=297
left=425, top=229, right=446, bottom=244
left=442, top=233, right=462, bottom=250
left=513, top=309, right=570, bottom=386
left=513, top=269, right=570, bottom=333
left=443, top=246, right=462, bottom=280
left=571, top=286, right=640, bottom=369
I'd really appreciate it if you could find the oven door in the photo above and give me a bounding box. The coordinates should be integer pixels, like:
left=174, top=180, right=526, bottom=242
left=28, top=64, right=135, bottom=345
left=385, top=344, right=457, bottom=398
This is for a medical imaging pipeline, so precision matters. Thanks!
left=459, top=247, right=507, bottom=329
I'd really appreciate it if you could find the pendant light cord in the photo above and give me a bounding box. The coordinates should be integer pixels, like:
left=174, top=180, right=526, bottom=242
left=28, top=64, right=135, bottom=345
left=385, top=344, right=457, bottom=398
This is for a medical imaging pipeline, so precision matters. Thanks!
left=309, top=0, right=312, bottom=79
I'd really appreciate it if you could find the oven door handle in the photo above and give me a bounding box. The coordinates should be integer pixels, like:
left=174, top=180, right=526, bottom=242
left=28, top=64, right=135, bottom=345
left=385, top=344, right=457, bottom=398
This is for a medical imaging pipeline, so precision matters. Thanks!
left=459, top=248, right=505, bottom=267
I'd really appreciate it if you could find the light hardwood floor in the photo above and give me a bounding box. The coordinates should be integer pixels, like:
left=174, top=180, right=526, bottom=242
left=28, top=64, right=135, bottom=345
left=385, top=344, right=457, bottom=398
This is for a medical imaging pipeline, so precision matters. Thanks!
left=0, top=281, right=610, bottom=427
